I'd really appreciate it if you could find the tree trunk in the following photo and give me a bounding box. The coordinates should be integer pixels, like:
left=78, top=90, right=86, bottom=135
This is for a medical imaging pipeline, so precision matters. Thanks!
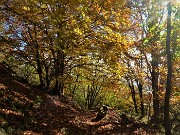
left=53, top=50, right=65, bottom=96
left=44, top=64, right=50, bottom=91
left=42, top=54, right=50, bottom=91
left=164, top=2, right=172, bottom=135
left=151, top=54, right=159, bottom=120
left=59, top=50, right=65, bottom=95
left=136, top=80, right=144, bottom=116
left=128, top=79, right=138, bottom=114
left=35, top=44, right=44, bottom=91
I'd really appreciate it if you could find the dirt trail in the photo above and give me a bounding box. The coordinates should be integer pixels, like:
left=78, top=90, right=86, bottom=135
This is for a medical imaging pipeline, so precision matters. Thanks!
left=0, top=63, right=153, bottom=135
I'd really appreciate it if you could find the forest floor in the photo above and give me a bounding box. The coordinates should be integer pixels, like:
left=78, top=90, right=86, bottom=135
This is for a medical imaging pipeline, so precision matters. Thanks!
left=0, top=63, right=159, bottom=135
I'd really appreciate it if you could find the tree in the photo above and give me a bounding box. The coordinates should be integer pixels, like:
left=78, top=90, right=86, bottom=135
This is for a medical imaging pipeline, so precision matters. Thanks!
left=127, top=0, right=172, bottom=120
left=0, top=0, right=132, bottom=97
left=164, top=2, right=172, bottom=135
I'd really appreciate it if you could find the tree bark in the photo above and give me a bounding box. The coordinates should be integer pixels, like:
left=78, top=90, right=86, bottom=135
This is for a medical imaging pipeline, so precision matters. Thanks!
left=151, top=56, right=159, bottom=120
left=136, top=80, right=144, bottom=116
left=35, top=44, right=44, bottom=90
left=53, top=50, right=65, bottom=96
left=128, top=79, right=138, bottom=114
left=164, top=2, right=172, bottom=135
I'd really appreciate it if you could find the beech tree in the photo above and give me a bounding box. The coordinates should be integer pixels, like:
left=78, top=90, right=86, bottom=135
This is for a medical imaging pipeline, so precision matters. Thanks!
left=164, top=2, right=172, bottom=134
left=0, top=0, right=131, bottom=97
left=163, top=1, right=180, bottom=134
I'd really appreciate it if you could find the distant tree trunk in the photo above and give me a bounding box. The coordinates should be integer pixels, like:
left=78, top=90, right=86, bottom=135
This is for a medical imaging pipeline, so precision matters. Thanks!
left=51, top=25, right=65, bottom=96
left=71, top=75, right=79, bottom=99
left=28, top=26, right=45, bottom=90
left=128, top=79, right=138, bottom=114
left=136, top=80, right=144, bottom=116
left=164, top=2, right=172, bottom=135
left=85, top=83, right=101, bottom=109
left=59, top=50, right=65, bottom=95
left=54, top=49, right=65, bottom=96
left=151, top=53, right=159, bottom=120
left=44, top=60, right=50, bottom=91
left=35, top=43, right=44, bottom=91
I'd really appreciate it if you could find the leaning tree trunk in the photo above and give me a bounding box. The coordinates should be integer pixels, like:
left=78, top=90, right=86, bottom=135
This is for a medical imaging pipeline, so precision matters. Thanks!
left=164, top=2, right=172, bottom=135
left=128, top=79, right=138, bottom=114
left=28, top=26, right=45, bottom=91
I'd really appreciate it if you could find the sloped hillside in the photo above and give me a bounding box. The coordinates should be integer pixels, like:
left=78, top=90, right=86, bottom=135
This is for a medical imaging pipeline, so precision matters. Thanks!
left=0, top=63, right=155, bottom=135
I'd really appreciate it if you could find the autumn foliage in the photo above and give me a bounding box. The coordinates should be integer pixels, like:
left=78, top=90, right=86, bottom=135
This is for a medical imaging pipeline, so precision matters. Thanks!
left=0, top=0, right=179, bottom=134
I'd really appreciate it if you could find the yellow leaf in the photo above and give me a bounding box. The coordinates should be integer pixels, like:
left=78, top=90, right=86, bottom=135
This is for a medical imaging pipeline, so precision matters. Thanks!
left=74, top=28, right=83, bottom=35
left=22, top=6, right=30, bottom=11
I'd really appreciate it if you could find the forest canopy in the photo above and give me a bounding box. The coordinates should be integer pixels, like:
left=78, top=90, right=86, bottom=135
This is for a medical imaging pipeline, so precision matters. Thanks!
left=0, top=0, right=179, bottom=134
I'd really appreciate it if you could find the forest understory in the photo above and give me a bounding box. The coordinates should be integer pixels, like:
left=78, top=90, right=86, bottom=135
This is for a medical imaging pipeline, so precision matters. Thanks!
left=0, top=63, right=159, bottom=135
